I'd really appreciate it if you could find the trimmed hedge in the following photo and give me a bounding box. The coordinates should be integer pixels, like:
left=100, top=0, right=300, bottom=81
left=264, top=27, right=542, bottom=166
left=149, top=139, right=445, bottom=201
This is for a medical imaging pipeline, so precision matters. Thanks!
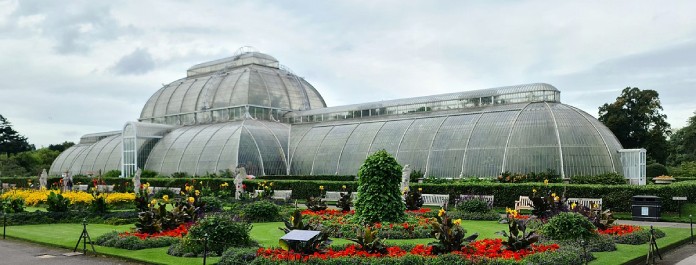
left=5, top=176, right=695, bottom=213
left=255, top=175, right=356, bottom=181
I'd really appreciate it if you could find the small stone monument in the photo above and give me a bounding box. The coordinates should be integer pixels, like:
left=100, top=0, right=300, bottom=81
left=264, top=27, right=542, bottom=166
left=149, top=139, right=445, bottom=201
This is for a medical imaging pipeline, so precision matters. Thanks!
left=63, top=171, right=73, bottom=191
left=401, top=164, right=412, bottom=193
left=234, top=165, right=246, bottom=200
left=133, top=168, right=142, bottom=193
left=39, top=169, right=48, bottom=190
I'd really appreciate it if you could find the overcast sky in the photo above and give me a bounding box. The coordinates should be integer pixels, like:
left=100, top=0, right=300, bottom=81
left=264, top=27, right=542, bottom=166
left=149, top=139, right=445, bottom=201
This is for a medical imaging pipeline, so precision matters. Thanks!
left=1, top=0, right=695, bottom=148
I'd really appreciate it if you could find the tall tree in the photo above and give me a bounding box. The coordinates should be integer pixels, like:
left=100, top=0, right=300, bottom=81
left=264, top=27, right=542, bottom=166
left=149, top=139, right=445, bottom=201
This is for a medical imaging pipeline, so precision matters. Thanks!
left=598, top=87, right=671, bottom=164
left=668, top=112, right=696, bottom=166
left=0, top=114, right=34, bottom=155
left=48, top=141, right=75, bottom=152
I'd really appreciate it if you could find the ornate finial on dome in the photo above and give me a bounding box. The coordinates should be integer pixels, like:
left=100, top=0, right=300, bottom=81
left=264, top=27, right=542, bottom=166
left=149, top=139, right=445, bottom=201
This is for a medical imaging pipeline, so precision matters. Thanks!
left=233, top=46, right=259, bottom=57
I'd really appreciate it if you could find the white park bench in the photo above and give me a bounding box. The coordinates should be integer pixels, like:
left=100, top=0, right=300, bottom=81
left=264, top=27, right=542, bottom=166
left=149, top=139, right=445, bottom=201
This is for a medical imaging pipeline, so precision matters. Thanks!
left=459, top=195, right=495, bottom=208
left=514, top=196, right=534, bottom=211
left=324, top=191, right=358, bottom=201
left=422, top=194, right=450, bottom=207
left=567, top=198, right=603, bottom=210
left=1, top=183, right=16, bottom=190
left=148, top=187, right=182, bottom=195
left=73, top=185, right=89, bottom=191
left=96, top=185, right=115, bottom=193
left=255, top=189, right=292, bottom=201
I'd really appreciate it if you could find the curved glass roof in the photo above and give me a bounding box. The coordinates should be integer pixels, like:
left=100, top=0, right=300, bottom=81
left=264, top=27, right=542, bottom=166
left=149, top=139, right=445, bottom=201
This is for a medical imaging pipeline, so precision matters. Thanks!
left=144, top=120, right=289, bottom=176
left=49, top=134, right=122, bottom=175
left=289, top=102, right=622, bottom=178
left=139, top=51, right=326, bottom=125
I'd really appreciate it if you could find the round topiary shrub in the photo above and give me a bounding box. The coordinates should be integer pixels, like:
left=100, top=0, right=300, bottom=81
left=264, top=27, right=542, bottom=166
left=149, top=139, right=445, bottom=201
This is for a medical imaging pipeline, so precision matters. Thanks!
left=241, top=200, right=281, bottom=222
left=646, top=163, right=669, bottom=179
left=170, top=213, right=255, bottom=256
left=354, top=149, right=405, bottom=224
left=455, top=198, right=489, bottom=213
left=542, top=212, right=596, bottom=240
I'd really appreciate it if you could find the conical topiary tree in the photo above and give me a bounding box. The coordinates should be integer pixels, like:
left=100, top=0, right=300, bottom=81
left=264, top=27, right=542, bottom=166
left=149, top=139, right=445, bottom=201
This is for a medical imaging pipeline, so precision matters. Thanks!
left=354, top=149, right=406, bottom=224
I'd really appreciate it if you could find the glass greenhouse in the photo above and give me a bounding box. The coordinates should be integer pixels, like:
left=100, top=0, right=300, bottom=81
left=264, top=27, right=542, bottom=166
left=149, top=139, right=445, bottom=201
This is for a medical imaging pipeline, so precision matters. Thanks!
left=50, top=49, right=625, bottom=179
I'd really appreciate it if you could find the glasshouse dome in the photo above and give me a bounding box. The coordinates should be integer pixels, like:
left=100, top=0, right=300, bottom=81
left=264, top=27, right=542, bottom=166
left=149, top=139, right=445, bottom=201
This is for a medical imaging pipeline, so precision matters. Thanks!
left=50, top=49, right=626, bottom=179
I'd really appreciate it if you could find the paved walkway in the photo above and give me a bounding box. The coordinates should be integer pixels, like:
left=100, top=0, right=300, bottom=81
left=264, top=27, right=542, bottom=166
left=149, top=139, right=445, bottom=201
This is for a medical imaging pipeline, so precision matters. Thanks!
left=0, top=238, right=142, bottom=265
left=614, top=219, right=694, bottom=265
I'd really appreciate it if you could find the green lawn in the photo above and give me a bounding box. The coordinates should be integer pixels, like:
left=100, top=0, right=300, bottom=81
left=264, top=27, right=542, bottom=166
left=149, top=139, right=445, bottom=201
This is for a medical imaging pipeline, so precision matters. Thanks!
left=4, top=220, right=693, bottom=265
left=4, top=223, right=219, bottom=265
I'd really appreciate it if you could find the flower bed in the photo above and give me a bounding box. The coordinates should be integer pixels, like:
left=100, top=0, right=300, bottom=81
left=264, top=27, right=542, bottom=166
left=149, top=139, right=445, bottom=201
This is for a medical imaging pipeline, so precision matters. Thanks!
left=120, top=223, right=190, bottom=240
left=256, top=240, right=559, bottom=262
left=0, top=189, right=135, bottom=206
left=301, top=209, right=434, bottom=239
left=598, top=225, right=640, bottom=236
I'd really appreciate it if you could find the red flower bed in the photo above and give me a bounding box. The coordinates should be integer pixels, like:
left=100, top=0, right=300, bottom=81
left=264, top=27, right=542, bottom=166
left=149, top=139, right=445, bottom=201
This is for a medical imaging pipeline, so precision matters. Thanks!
left=598, top=225, right=641, bottom=236
left=455, top=238, right=559, bottom=261
left=120, top=223, right=191, bottom=240
left=301, top=209, right=354, bottom=216
left=405, top=208, right=431, bottom=214
left=257, top=240, right=558, bottom=262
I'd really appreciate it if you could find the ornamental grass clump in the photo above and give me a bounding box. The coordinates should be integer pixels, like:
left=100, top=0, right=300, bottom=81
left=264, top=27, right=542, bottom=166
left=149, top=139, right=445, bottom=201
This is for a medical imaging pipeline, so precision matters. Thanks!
left=354, top=149, right=406, bottom=224
left=497, top=208, right=539, bottom=251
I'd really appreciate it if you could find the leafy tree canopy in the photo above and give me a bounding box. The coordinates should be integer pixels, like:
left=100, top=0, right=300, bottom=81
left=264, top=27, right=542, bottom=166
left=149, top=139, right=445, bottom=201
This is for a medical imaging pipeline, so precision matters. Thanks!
left=668, top=111, right=696, bottom=166
left=0, top=114, right=34, bottom=155
left=598, top=87, right=671, bottom=164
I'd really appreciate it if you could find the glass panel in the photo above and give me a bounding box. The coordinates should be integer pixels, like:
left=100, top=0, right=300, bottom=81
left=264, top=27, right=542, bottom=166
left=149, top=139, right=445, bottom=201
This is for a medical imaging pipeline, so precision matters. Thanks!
left=397, top=117, right=446, bottom=176
left=369, top=119, right=414, bottom=155
left=289, top=126, right=333, bottom=175
left=428, top=114, right=480, bottom=178
left=312, top=124, right=358, bottom=175
left=238, top=129, right=262, bottom=176
left=337, top=122, right=384, bottom=175
left=504, top=103, right=560, bottom=174
left=464, top=111, right=516, bottom=177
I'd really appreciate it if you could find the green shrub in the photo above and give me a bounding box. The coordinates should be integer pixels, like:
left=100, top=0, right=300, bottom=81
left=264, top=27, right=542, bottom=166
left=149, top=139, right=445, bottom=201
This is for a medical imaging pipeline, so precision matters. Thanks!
left=542, top=212, right=596, bottom=241
left=556, top=235, right=616, bottom=252
left=218, top=247, right=259, bottom=265
left=647, top=163, right=669, bottom=179
left=141, top=170, right=159, bottom=178
left=154, top=189, right=176, bottom=200
left=1, top=197, right=24, bottom=213
left=170, top=172, right=189, bottom=178
left=354, top=150, right=405, bottom=224
left=611, top=228, right=665, bottom=245
left=455, top=198, right=489, bottom=213
left=174, top=213, right=255, bottom=256
left=256, top=175, right=356, bottom=181
left=103, top=170, right=121, bottom=178
left=90, top=195, right=109, bottom=214
left=570, top=172, right=626, bottom=185
left=448, top=210, right=500, bottom=221
left=199, top=196, right=223, bottom=212
left=46, top=191, right=70, bottom=212
left=498, top=169, right=562, bottom=183
left=241, top=200, right=281, bottom=222
left=95, top=231, right=179, bottom=250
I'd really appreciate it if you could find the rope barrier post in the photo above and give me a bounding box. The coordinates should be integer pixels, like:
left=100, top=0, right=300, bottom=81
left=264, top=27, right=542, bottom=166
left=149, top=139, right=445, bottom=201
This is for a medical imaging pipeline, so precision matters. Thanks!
left=203, top=233, right=208, bottom=265
left=581, top=239, right=587, bottom=265
left=691, top=214, right=693, bottom=244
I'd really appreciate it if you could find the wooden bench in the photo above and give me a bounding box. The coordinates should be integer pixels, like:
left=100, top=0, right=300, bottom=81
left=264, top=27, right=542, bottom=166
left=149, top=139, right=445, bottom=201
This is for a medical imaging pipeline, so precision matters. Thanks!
left=459, top=194, right=495, bottom=208
left=255, top=189, right=292, bottom=201
left=514, top=196, right=534, bottom=211
left=422, top=194, right=450, bottom=207
left=567, top=198, right=603, bottom=210
left=324, top=191, right=358, bottom=201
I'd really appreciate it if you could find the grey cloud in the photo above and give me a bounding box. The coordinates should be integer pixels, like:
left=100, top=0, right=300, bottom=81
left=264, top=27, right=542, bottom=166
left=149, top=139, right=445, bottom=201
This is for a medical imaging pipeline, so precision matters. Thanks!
left=110, top=48, right=156, bottom=75
left=11, top=1, right=137, bottom=54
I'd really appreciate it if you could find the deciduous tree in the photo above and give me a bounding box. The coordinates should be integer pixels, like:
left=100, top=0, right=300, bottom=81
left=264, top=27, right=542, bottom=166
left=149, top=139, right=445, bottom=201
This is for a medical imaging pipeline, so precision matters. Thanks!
left=598, top=87, right=671, bottom=164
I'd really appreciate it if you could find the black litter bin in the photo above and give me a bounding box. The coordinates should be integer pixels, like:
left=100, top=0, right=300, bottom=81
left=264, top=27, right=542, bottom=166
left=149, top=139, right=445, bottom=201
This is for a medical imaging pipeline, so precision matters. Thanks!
left=632, top=195, right=661, bottom=221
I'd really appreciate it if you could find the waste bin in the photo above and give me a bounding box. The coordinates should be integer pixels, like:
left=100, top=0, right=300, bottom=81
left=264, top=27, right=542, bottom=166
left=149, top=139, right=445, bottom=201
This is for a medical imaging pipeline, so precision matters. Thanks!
left=631, top=195, right=661, bottom=221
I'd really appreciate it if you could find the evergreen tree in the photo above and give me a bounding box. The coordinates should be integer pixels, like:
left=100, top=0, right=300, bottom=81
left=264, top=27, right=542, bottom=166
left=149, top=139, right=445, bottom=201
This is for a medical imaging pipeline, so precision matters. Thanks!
left=354, top=149, right=406, bottom=224
left=0, top=114, right=33, bottom=155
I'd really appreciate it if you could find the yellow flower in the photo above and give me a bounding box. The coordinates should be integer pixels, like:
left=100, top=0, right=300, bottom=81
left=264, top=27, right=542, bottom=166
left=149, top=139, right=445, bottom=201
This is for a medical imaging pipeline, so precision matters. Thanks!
left=403, top=187, right=409, bottom=193
left=162, top=195, right=169, bottom=202
left=532, top=188, right=537, bottom=193
left=505, top=207, right=512, bottom=214
left=151, top=199, right=157, bottom=205
left=222, top=182, right=229, bottom=187
left=554, top=196, right=560, bottom=202
left=453, top=219, right=462, bottom=226
left=319, top=185, right=324, bottom=190
left=290, top=216, right=295, bottom=223
left=438, top=208, right=446, bottom=217
left=269, top=182, right=273, bottom=187
left=147, top=203, right=151, bottom=208
left=544, top=179, right=549, bottom=186
left=188, top=197, right=195, bottom=204
left=195, top=190, right=200, bottom=196
left=418, top=187, right=422, bottom=192
left=571, top=202, right=577, bottom=209
left=185, top=185, right=193, bottom=192
left=180, top=191, right=185, bottom=195
left=551, top=193, right=556, bottom=198
left=342, top=185, right=347, bottom=189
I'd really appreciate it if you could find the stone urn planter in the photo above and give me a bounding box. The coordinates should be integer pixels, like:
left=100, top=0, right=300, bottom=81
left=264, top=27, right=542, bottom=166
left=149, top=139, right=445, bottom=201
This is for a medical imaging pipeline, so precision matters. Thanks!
left=652, top=175, right=675, bottom=184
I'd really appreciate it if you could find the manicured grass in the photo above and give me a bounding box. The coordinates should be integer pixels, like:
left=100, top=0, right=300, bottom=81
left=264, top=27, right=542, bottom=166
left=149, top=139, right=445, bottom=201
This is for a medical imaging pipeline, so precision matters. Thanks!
left=590, top=227, right=692, bottom=265
left=4, top=223, right=219, bottom=265
left=250, top=220, right=507, bottom=248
